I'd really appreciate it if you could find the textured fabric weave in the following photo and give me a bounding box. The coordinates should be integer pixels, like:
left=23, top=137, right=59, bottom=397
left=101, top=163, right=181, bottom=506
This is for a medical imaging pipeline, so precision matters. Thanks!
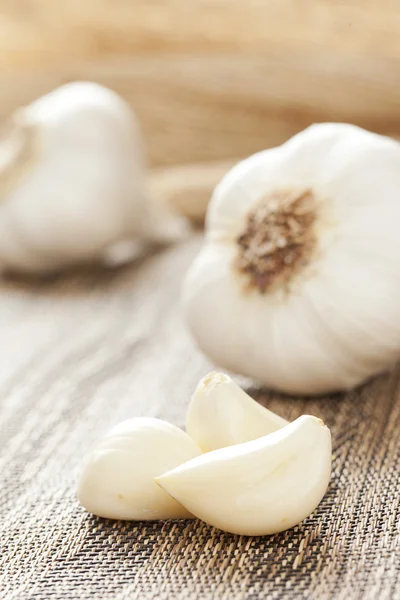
left=0, top=237, right=399, bottom=600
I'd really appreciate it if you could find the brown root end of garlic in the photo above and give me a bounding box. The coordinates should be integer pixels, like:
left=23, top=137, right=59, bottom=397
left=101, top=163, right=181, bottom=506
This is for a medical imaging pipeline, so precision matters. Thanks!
left=234, top=188, right=318, bottom=293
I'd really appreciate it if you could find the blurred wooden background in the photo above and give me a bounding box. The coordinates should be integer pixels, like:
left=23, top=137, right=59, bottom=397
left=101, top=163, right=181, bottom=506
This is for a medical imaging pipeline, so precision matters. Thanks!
left=0, top=0, right=400, bottom=167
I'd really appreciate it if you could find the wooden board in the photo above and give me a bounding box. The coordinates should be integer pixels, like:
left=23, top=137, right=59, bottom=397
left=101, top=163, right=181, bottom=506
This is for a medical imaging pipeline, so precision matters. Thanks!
left=1, top=52, right=400, bottom=168
left=0, top=1, right=399, bottom=166
left=1, top=0, right=400, bottom=69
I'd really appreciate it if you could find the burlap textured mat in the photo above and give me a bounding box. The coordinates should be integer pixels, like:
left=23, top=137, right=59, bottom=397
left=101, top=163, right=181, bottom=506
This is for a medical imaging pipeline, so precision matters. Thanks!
left=1, top=237, right=399, bottom=600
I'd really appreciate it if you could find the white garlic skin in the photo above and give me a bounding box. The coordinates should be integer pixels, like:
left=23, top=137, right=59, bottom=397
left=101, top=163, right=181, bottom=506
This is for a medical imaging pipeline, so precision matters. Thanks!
left=157, top=415, right=331, bottom=536
left=186, top=371, right=288, bottom=452
left=77, top=417, right=202, bottom=520
left=0, top=82, right=187, bottom=274
left=183, top=123, right=400, bottom=395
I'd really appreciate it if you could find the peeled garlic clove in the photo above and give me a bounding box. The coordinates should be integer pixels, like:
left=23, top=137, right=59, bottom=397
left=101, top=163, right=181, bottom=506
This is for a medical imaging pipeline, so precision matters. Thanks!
left=157, top=415, right=331, bottom=536
left=77, top=417, right=202, bottom=520
left=0, top=82, right=186, bottom=274
left=186, top=371, right=288, bottom=452
left=183, top=124, right=400, bottom=395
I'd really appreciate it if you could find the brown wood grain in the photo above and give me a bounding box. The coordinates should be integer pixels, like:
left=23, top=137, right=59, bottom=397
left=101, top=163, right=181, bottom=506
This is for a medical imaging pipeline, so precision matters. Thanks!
left=1, top=0, right=400, bottom=70
left=0, top=1, right=399, bottom=165
left=1, top=52, right=400, bottom=167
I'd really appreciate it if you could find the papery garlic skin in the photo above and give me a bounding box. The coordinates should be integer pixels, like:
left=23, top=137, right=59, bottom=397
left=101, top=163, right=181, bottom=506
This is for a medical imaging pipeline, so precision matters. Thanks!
left=183, top=123, right=400, bottom=395
left=0, top=82, right=187, bottom=274
left=186, top=371, right=288, bottom=452
left=157, top=415, right=331, bottom=536
left=77, top=417, right=202, bottom=520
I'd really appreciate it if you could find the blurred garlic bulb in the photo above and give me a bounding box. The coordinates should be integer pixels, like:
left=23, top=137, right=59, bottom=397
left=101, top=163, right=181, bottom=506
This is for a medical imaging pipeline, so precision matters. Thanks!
left=157, top=415, right=331, bottom=536
left=0, top=82, right=187, bottom=274
left=186, top=371, right=287, bottom=452
left=77, top=417, right=201, bottom=520
left=183, top=123, right=400, bottom=395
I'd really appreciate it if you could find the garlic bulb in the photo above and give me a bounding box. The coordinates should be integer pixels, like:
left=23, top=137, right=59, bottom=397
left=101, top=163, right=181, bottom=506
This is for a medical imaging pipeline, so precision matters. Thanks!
left=157, top=415, right=331, bottom=536
left=183, top=123, right=400, bottom=394
left=186, top=371, right=288, bottom=452
left=0, top=82, right=187, bottom=274
left=77, top=417, right=201, bottom=520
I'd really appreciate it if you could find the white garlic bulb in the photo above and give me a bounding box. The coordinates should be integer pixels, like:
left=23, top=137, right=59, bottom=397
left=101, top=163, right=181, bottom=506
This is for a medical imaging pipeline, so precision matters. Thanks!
left=0, top=82, right=187, bottom=274
left=186, top=371, right=288, bottom=452
left=157, top=415, right=331, bottom=536
left=77, top=417, right=201, bottom=520
left=183, top=123, right=400, bottom=394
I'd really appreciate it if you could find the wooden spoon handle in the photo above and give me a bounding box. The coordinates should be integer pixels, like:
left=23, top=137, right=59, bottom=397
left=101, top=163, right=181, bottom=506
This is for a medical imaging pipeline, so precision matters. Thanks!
left=149, top=159, right=239, bottom=225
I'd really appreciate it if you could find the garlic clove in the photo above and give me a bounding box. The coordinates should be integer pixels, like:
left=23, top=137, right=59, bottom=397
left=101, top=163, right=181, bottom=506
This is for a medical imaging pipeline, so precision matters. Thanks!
left=186, top=371, right=288, bottom=452
left=183, top=123, right=400, bottom=395
left=156, top=415, right=331, bottom=536
left=77, top=417, right=202, bottom=520
left=0, top=82, right=187, bottom=274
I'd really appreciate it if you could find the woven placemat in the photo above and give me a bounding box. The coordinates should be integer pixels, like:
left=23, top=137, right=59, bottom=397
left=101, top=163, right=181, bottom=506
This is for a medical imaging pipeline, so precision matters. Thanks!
left=0, top=236, right=399, bottom=600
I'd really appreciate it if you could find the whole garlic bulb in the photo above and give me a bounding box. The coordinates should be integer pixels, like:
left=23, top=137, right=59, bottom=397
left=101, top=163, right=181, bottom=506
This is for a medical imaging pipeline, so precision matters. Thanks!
left=77, top=417, right=202, bottom=520
left=0, top=82, right=186, bottom=274
left=183, top=123, right=400, bottom=395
